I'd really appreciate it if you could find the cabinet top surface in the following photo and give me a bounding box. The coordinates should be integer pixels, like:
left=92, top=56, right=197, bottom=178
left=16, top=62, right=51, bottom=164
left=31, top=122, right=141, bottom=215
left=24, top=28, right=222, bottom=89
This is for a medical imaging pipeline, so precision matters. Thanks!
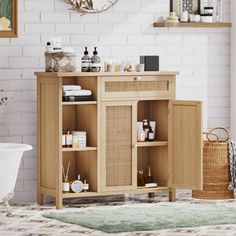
left=35, top=71, right=179, bottom=77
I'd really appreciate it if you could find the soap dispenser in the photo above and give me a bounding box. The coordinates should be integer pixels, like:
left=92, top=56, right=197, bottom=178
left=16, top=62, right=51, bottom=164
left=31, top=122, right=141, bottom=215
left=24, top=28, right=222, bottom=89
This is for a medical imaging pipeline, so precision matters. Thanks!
left=91, top=47, right=101, bottom=72
left=81, top=47, right=91, bottom=72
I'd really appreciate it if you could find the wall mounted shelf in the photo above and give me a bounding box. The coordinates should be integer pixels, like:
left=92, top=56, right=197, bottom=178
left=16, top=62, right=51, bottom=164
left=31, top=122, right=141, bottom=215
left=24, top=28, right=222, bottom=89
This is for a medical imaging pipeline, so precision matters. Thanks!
left=154, top=22, right=232, bottom=28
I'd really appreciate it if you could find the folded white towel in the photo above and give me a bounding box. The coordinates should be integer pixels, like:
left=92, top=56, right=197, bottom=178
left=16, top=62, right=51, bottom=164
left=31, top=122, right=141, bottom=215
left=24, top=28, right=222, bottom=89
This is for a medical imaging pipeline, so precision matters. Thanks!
left=63, top=85, right=81, bottom=91
left=63, top=90, right=92, bottom=96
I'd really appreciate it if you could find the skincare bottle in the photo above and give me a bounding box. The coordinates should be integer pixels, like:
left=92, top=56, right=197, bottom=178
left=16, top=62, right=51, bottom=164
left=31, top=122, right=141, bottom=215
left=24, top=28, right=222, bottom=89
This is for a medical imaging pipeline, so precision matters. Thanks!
left=148, top=127, right=155, bottom=141
left=83, top=179, right=89, bottom=192
left=91, top=47, right=101, bottom=72
left=146, top=166, right=154, bottom=184
left=81, top=47, right=91, bottom=72
left=62, top=134, right=66, bottom=148
left=66, top=131, right=73, bottom=148
left=143, top=119, right=150, bottom=141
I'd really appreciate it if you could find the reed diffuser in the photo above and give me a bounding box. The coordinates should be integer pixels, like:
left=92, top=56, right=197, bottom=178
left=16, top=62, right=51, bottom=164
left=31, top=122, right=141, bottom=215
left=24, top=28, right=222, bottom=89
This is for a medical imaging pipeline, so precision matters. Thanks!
left=62, top=161, right=70, bottom=193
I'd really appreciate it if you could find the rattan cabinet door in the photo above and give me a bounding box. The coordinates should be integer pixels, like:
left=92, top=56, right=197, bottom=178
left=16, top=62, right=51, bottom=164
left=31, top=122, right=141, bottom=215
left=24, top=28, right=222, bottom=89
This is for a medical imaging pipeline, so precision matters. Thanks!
left=168, top=100, right=203, bottom=190
left=101, top=101, right=137, bottom=192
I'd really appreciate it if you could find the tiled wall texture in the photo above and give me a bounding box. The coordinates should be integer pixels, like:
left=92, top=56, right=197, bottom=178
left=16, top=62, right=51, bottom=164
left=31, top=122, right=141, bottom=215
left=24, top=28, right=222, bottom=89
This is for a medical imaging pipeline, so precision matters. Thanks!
left=0, top=0, right=231, bottom=202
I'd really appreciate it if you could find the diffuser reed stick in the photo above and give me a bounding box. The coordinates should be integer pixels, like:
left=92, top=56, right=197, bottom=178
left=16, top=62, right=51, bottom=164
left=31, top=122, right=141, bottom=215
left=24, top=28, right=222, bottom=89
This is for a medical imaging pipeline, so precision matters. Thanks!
left=65, top=161, right=70, bottom=180
left=62, top=165, right=66, bottom=182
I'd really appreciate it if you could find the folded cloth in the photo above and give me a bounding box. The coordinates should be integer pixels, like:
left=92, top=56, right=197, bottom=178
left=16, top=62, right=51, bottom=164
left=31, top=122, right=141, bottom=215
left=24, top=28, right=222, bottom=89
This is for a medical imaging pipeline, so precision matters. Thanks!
left=63, top=95, right=93, bottom=102
left=63, top=90, right=92, bottom=96
left=63, top=85, right=81, bottom=91
left=228, top=140, right=236, bottom=190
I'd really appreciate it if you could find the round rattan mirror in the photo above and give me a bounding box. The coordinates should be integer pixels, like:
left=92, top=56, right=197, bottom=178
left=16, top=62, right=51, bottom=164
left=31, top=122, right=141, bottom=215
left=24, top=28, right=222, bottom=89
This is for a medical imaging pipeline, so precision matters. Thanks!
left=65, top=0, right=118, bottom=14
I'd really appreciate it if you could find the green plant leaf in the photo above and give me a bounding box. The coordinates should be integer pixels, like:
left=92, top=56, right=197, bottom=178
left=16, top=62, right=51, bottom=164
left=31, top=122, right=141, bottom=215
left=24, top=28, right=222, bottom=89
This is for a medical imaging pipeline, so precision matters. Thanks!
left=0, top=0, right=12, bottom=27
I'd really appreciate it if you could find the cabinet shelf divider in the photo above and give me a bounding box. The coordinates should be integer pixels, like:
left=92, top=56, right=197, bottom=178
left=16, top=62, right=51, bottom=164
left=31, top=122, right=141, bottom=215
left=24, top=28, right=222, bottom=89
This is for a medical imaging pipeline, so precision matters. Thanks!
left=62, top=101, right=97, bottom=105
left=62, top=147, right=97, bottom=152
left=137, top=141, right=168, bottom=147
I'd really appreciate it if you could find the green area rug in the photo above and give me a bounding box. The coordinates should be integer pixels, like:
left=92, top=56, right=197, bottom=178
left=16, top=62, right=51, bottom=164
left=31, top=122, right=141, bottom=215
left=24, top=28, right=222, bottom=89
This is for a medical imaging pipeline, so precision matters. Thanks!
left=43, top=204, right=236, bottom=233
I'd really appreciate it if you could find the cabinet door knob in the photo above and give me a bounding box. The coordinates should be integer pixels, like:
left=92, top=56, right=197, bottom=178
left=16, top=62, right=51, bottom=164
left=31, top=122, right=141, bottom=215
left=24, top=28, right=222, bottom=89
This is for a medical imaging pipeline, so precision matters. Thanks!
left=134, top=76, right=141, bottom=81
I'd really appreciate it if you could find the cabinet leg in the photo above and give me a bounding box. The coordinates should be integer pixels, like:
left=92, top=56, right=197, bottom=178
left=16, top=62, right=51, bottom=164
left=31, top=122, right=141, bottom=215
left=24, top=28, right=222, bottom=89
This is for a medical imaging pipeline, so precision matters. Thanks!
left=169, top=189, right=176, bottom=202
left=56, top=197, right=63, bottom=209
left=37, top=194, right=44, bottom=206
left=148, top=192, right=155, bottom=198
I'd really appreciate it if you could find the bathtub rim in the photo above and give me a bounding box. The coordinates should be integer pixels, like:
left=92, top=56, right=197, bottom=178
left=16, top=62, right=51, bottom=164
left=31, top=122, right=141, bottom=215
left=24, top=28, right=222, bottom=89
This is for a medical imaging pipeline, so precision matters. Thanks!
left=0, top=143, right=33, bottom=152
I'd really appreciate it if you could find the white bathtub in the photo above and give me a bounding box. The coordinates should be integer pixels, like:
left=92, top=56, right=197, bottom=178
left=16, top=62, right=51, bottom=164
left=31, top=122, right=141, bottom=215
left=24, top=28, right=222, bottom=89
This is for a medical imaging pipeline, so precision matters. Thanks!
left=0, top=143, right=32, bottom=213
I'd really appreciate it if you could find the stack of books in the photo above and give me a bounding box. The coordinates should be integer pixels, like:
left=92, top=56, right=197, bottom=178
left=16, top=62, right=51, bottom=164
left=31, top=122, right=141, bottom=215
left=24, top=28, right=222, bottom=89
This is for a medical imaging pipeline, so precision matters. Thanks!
left=62, top=85, right=93, bottom=102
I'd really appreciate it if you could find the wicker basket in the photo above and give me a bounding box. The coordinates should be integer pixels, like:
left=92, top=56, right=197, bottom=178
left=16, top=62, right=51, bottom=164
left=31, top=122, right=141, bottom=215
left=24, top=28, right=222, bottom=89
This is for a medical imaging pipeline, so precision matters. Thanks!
left=192, top=127, right=234, bottom=200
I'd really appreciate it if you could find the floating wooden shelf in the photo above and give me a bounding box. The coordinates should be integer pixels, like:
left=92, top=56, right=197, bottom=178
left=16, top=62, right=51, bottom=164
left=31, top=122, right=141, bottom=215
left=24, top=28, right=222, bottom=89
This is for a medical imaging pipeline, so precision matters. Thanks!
left=137, top=141, right=168, bottom=147
left=62, top=187, right=169, bottom=198
left=62, top=147, right=97, bottom=152
left=154, top=22, right=232, bottom=28
left=62, top=101, right=97, bottom=105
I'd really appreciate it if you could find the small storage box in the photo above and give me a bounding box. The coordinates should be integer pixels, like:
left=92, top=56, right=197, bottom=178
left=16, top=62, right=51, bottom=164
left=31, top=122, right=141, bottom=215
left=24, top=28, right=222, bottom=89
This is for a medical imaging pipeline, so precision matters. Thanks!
left=45, top=52, right=76, bottom=72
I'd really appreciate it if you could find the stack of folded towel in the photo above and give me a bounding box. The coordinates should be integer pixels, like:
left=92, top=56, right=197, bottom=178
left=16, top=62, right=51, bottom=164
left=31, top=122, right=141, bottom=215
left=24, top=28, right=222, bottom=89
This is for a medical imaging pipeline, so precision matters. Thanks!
left=62, top=85, right=93, bottom=102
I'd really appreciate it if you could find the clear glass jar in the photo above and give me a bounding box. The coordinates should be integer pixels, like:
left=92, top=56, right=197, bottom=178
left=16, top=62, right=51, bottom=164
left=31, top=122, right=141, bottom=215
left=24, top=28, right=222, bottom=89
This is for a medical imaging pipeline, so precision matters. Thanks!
left=45, top=52, right=76, bottom=72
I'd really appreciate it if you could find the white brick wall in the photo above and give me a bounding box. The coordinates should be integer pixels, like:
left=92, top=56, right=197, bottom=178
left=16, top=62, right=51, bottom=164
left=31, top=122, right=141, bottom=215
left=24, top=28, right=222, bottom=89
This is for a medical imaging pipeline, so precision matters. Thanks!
left=0, top=0, right=231, bottom=202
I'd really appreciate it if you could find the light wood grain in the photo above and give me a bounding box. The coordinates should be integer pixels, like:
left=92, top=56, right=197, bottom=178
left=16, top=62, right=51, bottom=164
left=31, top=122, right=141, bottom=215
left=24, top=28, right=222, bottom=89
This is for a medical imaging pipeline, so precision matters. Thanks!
left=62, top=186, right=169, bottom=198
left=35, top=71, right=179, bottom=77
left=62, top=101, right=97, bottom=105
left=168, top=100, right=203, bottom=190
left=137, top=141, right=168, bottom=147
left=36, top=72, right=203, bottom=208
left=62, top=147, right=97, bottom=152
left=37, top=76, right=62, bottom=208
left=154, top=22, right=232, bottom=28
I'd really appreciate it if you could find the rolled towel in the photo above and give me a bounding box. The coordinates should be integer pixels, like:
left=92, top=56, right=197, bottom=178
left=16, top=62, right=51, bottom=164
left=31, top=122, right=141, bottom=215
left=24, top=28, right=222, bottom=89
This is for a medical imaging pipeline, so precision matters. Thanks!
left=63, top=85, right=81, bottom=91
left=63, top=90, right=92, bottom=96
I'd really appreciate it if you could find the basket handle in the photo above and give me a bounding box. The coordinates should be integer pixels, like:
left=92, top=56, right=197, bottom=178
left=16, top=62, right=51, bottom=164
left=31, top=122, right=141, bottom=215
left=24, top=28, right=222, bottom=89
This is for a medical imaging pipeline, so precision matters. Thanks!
left=206, top=127, right=231, bottom=142
left=203, top=132, right=219, bottom=142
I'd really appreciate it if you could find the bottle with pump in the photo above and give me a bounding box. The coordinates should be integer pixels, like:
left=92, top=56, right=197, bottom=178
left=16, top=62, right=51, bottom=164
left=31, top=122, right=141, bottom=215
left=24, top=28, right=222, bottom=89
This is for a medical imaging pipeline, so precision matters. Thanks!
left=81, top=47, right=91, bottom=72
left=91, top=47, right=101, bottom=72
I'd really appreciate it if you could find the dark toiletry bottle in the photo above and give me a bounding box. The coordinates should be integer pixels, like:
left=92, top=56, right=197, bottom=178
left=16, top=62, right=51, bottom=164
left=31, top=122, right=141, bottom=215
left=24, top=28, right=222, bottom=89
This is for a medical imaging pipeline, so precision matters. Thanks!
left=148, top=127, right=155, bottom=141
left=81, top=47, right=91, bottom=72
left=91, top=47, right=101, bottom=72
left=146, top=166, right=154, bottom=183
left=143, top=119, right=150, bottom=141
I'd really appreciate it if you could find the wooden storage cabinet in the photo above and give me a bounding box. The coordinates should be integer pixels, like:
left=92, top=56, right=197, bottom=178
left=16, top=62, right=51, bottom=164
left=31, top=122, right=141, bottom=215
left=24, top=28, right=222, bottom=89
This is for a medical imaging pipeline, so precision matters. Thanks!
left=36, top=72, right=203, bottom=209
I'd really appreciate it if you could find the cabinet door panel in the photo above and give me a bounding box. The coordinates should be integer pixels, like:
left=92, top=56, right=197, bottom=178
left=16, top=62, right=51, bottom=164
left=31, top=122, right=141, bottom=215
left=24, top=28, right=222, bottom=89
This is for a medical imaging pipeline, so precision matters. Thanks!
left=101, top=101, right=137, bottom=191
left=168, top=100, right=203, bottom=190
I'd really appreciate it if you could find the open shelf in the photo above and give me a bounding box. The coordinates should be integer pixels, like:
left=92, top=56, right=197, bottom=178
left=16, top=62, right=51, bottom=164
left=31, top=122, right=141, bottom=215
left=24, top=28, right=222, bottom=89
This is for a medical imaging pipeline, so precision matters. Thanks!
left=62, top=187, right=169, bottom=198
left=137, top=141, right=168, bottom=147
left=62, top=192, right=98, bottom=198
left=137, top=186, right=169, bottom=192
left=62, top=147, right=97, bottom=152
left=154, top=22, right=232, bottom=28
left=62, top=101, right=97, bottom=106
